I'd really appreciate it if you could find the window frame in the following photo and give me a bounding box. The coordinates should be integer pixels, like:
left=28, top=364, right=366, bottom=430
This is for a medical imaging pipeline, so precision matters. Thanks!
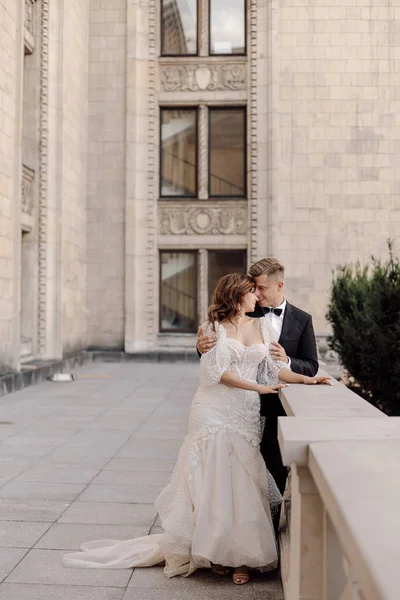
left=160, top=0, right=199, bottom=57
left=208, top=106, right=247, bottom=199
left=208, top=0, right=247, bottom=57
left=159, top=106, right=199, bottom=199
left=159, top=250, right=199, bottom=334
left=207, top=249, right=248, bottom=304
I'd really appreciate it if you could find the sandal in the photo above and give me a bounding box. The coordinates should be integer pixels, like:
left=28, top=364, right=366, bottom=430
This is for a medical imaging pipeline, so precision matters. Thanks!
left=211, top=565, right=230, bottom=576
left=232, top=566, right=250, bottom=585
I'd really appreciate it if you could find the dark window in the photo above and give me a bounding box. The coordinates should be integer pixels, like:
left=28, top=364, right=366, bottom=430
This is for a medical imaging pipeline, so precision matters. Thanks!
left=160, top=108, right=198, bottom=197
left=209, top=108, right=246, bottom=198
left=160, top=252, right=198, bottom=332
left=161, top=0, right=197, bottom=56
left=210, top=0, right=246, bottom=55
left=208, top=250, right=247, bottom=304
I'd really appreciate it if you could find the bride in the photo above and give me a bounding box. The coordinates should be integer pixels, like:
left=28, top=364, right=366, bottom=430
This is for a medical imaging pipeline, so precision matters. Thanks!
left=64, top=274, right=331, bottom=584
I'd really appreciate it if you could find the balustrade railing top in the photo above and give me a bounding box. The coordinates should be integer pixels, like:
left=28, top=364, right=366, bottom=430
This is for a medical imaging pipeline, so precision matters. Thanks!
left=279, top=371, right=384, bottom=418
left=309, top=439, right=400, bottom=600
left=276, top=371, right=400, bottom=600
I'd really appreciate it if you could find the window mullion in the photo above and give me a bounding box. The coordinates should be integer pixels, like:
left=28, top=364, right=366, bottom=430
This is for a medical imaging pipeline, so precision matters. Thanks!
left=198, top=104, right=208, bottom=200
left=198, top=249, right=209, bottom=325
left=198, top=0, right=209, bottom=57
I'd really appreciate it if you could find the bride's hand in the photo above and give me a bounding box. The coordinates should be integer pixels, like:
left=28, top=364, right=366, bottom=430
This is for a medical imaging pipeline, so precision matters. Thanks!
left=303, top=375, right=333, bottom=385
left=258, top=384, right=288, bottom=395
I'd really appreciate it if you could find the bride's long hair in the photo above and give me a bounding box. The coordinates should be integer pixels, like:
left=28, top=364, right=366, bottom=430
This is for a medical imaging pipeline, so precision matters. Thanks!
left=207, top=273, right=255, bottom=330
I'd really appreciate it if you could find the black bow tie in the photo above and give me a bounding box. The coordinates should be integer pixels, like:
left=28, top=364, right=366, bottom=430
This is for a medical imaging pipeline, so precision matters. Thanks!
left=262, top=307, right=283, bottom=317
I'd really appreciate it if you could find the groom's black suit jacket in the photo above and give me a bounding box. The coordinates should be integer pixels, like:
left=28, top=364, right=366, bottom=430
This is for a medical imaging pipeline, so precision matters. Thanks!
left=247, top=301, right=319, bottom=383
left=247, top=302, right=318, bottom=497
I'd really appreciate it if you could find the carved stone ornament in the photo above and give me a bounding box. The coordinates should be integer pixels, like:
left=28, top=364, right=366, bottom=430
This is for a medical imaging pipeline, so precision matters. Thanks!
left=38, top=0, right=49, bottom=356
left=146, top=0, right=158, bottom=344
left=160, top=62, right=246, bottom=92
left=22, top=164, right=35, bottom=216
left=25, top=0, right=36, bottom=35
left=159, top=205, right=247, bottom=236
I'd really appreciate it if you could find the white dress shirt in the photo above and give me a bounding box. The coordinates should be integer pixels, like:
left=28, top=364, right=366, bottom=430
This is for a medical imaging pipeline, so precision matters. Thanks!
left=264, top=298, right=291, bottom=369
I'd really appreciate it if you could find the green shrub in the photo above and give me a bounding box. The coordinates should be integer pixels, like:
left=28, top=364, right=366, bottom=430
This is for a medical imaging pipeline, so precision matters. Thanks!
left=326, top=241, right=400, bottom=415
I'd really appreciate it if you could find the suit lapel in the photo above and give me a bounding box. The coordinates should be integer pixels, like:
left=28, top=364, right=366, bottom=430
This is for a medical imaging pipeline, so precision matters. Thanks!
left=279, top=301, right=294, bottom=342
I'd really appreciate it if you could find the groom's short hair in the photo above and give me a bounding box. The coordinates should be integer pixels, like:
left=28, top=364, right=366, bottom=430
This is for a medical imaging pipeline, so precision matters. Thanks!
left=248, top=258, right=284, bottom=279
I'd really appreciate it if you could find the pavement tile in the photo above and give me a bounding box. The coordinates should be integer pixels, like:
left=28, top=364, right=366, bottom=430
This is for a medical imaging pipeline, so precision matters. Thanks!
left=254, top=592, right=284, bottom=600
left=0, top=548, right=28, bottom=582
left=0, top=499, right=69, bottom=522
left=128, top=566, right=267, bottom=591
left=0, top=459, right=34, bottom=479
left=36, top=456, right=110, bottom=469
left=66, top=431, right=131, bottom=448
left=149, top=526, right=164, bottom=535
left=58, top=502, right=157, bottom=526
left=130, top=388, right=169, bottom=398
left=4, top=434, right=73, bottom=446
left=0, top=481, right=86, bottom=502
left=0, top=521, right=51, bottom=548
left=50, top=446, right=120, bottom=459
left=35, top=523, right=150, bottom=550
left=92, top=470, right=171, bottom=487
left=0, top=584, right=124, bottom=600
left=5, top=549, right=131, bottom=587
left=104, top=458, right=176, bottom=472
left=116, top=440, right=181, bottom=460
left=78, top=484, right=162, bottom=504
left=87, top=418, right=144, bottom=432
left=116, top=448, right=180, bottom=460
left=124, top=577, right=255, bottom=600
left=14, top=465, right=101, bottom=484
left=133, top=430, right=187, bottom=441
left=0, top=445, right=54, bottom=458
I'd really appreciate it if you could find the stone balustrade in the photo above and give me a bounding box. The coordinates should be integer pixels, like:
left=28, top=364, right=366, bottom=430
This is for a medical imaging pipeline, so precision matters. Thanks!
left=277, top=374, right=400, bottom=600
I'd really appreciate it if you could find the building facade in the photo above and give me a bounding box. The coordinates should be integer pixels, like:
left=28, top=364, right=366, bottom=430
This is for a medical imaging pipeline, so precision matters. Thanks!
left=0, top=0, right=399, bottom=373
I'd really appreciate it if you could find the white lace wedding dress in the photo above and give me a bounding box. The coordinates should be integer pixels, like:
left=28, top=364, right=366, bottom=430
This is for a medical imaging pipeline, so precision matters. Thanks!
left=63, top=317, right=284, bottom=577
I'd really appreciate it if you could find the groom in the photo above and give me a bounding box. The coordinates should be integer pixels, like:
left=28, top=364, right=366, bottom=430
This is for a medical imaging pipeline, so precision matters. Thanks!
left=197, top=258, right=318, bottom=508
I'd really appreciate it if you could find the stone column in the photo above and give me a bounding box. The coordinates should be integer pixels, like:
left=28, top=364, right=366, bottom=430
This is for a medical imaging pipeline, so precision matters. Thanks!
left=37, top=0, right=63, bottom=359
left=288, top=464, right=324, bottom=600
left=9, top=0, right=25, bottom=371
left=248, top=0, right=270, bottom=263
left=125, top=0, right=158, bottom=352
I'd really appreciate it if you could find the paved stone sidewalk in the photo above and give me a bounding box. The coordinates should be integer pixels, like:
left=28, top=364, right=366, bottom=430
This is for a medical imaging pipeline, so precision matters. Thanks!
left=0, top=362, right=283, bottom=600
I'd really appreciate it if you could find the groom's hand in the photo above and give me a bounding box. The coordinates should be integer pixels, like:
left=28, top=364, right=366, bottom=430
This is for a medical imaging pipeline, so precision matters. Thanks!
left=270, top=342, right=289, bottom=363
left=197, top=327, right=217, bottom=354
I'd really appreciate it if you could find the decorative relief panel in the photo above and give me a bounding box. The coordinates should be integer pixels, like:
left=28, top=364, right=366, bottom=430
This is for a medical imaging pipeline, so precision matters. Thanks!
left=159, top=202, right=247, bottom=236
left=25, top=0, right=35, bottom=34
left=22, top=164, right=35, bottom=216
left=160, top=62, right=247, bottom=92
left=24, top=0, right=36, bottom=53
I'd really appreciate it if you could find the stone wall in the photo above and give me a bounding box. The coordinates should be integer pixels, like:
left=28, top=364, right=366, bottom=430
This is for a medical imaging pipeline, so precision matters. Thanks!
left=0, top=0, right=21, bottom=372
left=86, top=1, right=127, bottom=349
left=267, top=0, right=400, bottom=332
left=60, top=0, right=90, bottom=352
